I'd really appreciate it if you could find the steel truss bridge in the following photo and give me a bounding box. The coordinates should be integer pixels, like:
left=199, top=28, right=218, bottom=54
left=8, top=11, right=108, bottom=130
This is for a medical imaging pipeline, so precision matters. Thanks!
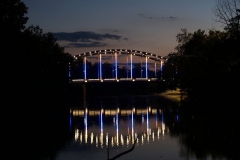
left=70, top=49, right=167, bottom=83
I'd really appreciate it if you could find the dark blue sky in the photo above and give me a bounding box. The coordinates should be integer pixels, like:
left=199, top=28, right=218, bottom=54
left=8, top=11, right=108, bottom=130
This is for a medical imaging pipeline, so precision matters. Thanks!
left=22, top=0, right=222, bottom=57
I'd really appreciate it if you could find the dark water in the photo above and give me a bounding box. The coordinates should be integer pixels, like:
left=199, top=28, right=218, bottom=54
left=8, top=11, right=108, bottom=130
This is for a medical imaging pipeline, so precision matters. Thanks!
left=3, top=94, right=238, bottom=160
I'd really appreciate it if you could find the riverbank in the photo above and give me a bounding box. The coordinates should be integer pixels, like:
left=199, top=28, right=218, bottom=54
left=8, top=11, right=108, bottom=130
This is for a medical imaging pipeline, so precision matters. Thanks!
left=159, top=88, right=187, bottom=102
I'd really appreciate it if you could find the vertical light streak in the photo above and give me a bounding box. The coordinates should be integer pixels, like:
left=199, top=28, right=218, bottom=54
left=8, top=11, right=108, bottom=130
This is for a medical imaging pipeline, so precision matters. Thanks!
left=147, top=107, right=149, bottom=142
left=68, top=62, right=71, bottom=78
left=99, top=53, right=102, bottom=80
left=98, top=54, right=99, bottom=79
left=130, top=53, right=133, bottom=79
left=156, top=108, right=158, bottom=129
left=147, top=107, right=149, bottom=129
left=106, top=133, right=108, bottom=147
left=91, top=133, right=94, bottom=144
left=152, top=131, right=155, bottom=141
left=121, top=134, right=124, bottom=146
left=75, top=129, right=79, bottom=141
left=84, top=56, right=87, bottom=80
left=141, top=57, right=142, bottom=78
left=160, top=60, right=163, bottom=79
left=96, top=136, right=98, bottom=148
left=115, top=52, right=118, bottom=79
left=80, top=132, right=82, bottom=143
left=146, top=56, right=148, bottom=79
left=69, top=112, right=72, bottom=132
left=84, top=108, right=88, bottom=143
left=112, top=53, right=114, bottom=78
left=100, top=108, right=103, bottom=147
left=154, top=61, right=157, bottom=77
left=132, top=108, right=134, bottom=144
left=116, top=108, right=119, bottom=146
left=111, top=137, right=114, bottom=147
left=101, top=108, right=103, bottom=133
left=160, top=60, right=163, bottom=71
left=162, top=111, right=165, bottom=136
left=126, top=54, right=128, bottom=78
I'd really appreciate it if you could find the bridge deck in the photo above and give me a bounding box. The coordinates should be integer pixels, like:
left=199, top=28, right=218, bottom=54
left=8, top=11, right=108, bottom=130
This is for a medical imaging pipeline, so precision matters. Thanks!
left=71, top=78, right=159, bottom=83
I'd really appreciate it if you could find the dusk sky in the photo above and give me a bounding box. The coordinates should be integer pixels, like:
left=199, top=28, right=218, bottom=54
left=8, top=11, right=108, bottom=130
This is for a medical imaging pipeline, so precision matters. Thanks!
left=22, top=0, right=223, bottom=58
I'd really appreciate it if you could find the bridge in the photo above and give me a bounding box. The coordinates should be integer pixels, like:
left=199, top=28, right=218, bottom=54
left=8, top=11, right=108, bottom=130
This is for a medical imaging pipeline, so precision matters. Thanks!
left=69, top=49, right=167, bottom=83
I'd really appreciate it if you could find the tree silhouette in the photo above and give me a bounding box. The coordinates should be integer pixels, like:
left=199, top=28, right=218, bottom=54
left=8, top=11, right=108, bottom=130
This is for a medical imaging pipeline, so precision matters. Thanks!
left=2, top=1, right=73, bottom=159
left=0, top=0, right=28, bottom=33
left=164, top=28, right=240, bottom=103
left=213, top=0, right=240, bottom=34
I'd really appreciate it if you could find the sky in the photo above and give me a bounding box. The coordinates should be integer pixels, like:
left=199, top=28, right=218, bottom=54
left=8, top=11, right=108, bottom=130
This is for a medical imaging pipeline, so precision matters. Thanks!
left=22, top=0, right=222, bottom=58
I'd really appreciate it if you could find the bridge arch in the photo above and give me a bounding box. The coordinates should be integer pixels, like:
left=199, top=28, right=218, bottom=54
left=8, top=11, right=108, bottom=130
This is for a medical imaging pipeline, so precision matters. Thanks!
left=73, top=49, right=167, bottom=62
left=72, top=49, right=167, bottom=81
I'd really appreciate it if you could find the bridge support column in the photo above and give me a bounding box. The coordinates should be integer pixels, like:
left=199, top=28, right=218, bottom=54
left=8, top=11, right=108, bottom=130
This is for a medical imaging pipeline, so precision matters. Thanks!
left=115, top=52, right=118, bottom=79
left=131, top=53, right=133, bottom=79
left=145, top=56, right=148, bottom=79
left=98, top=53, right=102, bottom=80
left=160, top=60, right=163, bottom=79
left=84, top=56, right=87, bottom=80
left=126, top=54, right=128, bottom=78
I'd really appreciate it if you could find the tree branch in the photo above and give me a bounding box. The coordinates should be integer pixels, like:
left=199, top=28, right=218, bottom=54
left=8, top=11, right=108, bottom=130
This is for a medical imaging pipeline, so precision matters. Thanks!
left=107, top=136, right=138, bottom=160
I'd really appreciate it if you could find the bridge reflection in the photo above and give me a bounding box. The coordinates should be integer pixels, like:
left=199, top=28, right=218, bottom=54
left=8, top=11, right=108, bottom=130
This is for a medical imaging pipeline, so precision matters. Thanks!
left=70, top=107, right=168, bottom=148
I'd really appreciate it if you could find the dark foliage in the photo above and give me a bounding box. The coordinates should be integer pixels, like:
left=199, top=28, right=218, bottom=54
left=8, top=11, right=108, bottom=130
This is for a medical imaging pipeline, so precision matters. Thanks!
left=1, top=1, right=74, bottom=159
left=162, top=2, right=240, bottom=159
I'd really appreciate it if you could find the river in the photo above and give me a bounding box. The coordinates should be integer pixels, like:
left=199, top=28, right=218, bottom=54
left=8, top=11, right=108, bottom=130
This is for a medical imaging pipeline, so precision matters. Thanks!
left=4, top=90, right=238, bottom=160
left=54, top=91, right=237, bottom=160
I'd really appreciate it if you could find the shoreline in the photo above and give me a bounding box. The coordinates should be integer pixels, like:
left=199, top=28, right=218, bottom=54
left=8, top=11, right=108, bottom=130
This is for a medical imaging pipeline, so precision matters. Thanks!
left=159, top=88, right=187, bottom=102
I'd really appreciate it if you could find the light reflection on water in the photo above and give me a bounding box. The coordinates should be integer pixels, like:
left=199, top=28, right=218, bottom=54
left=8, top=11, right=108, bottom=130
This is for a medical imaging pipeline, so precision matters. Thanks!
left=71, top=107, right=166, bottom=149
left=55, top=95, right=224, bottom=160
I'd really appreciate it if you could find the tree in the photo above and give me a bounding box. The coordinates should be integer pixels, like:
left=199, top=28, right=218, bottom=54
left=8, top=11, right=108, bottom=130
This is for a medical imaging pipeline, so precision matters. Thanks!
left=164, top=29, right=233, bottom=100
left=24, top=25, right=73, bottom=86
left=2, top=1, right=74, bottom=159
left=1, top=0, right=74, bottom=110
left=0, top=0, right=28, bottom=33
left=213, top=0, right=240, bottom=34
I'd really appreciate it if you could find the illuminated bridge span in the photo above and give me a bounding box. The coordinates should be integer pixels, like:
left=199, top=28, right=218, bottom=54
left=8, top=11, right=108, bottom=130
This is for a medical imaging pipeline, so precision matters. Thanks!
left=70, top=49, right=167, bottom=83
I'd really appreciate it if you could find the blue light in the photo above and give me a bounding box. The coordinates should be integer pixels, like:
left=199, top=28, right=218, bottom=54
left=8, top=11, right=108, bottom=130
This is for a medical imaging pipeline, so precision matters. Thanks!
left=101, top=109, right=103, bottom=133
left=84, top=57, right=87, bottom=79
left=115, top=53, right=117, bottom=79
left=131, top=54, right=133, bottom=79
left=69, top=113, right=72, bottom=132
left=146, top=57, right=148, bottom=78
left=68, top=63, right=71, bottom=78
left=116, top=109, right=119, bottom=133
left=84, top=108, right=88, bottom=131
left=100, top=54, right=102, bottom=79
